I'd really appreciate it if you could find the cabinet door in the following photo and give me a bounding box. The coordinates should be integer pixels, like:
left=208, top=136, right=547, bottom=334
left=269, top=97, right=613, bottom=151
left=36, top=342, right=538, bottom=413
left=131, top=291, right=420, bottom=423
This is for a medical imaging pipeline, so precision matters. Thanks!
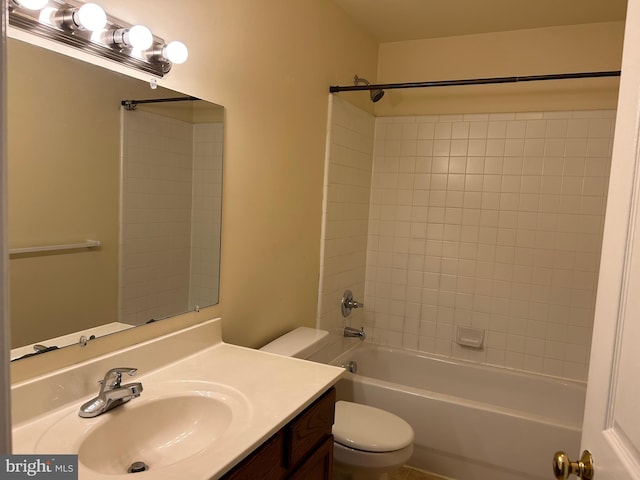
left=288, top=435, right=333, bottom=480
left=222, top=430, right=286, bottom=480
left=286, top=388, right=335, bottom=469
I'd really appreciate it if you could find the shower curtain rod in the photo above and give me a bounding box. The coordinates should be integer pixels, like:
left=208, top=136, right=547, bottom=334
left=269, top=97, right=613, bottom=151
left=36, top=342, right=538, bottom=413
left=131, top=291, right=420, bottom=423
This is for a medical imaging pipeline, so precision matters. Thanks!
left=329, top=70, right=621, bottom=93
left=121, top=96, right=200, bottom=110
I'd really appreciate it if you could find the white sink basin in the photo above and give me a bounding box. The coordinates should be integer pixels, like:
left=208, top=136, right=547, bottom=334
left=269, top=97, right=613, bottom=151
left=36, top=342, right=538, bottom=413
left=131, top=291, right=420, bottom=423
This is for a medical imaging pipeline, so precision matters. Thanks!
left=34, top=381, right=252, bottom=477
left=79, top=395, right=230, bottom=474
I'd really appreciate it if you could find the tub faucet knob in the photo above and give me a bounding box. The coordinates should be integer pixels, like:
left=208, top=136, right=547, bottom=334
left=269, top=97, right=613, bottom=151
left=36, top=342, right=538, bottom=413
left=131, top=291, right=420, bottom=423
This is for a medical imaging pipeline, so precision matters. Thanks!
left=341, top=289, right=364, bottom=317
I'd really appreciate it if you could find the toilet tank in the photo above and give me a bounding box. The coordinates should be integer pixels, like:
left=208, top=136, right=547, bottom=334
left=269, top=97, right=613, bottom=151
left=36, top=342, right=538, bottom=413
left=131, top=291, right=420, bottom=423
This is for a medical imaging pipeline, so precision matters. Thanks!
left=260, top=327, right=329, bottom=358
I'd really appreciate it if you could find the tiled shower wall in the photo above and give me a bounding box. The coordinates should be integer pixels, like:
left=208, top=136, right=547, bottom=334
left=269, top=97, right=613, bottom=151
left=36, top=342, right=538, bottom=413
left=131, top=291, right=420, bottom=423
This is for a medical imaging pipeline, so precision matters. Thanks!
left=317, top=97, right=374, bottom=340
left=319, top=97, right=615, bottom=380
left=365, top=111, right=614, bottom=380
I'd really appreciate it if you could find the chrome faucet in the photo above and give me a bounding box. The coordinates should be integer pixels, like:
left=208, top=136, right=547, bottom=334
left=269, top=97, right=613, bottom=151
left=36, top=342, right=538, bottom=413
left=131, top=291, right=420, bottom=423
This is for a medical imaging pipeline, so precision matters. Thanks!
left=344, top=326, right=366, bottom=341
left=78, top=367, right=143, bottom=418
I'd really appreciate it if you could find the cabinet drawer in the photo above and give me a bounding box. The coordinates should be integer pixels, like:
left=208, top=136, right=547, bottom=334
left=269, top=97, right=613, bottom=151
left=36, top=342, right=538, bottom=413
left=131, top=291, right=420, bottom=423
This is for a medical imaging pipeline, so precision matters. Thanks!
left=285, top=387, right=336, bottom=469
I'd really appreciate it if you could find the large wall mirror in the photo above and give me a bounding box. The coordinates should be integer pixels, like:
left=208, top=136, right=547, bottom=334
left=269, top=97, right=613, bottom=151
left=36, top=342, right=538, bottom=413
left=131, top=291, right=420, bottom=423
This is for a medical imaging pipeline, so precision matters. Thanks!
left=7, top=38, right=224, bottom=360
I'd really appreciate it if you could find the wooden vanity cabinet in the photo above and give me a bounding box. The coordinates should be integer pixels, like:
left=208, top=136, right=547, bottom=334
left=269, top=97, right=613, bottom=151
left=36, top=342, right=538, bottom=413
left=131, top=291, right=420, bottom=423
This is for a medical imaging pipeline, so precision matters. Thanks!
left=221, top=387, right=336, bottom=480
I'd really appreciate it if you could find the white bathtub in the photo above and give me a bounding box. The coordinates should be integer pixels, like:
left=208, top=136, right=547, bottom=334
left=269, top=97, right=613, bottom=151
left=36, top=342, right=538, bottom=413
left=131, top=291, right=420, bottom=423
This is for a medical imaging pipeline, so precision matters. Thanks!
left=329, top=343, right=586, bottom=480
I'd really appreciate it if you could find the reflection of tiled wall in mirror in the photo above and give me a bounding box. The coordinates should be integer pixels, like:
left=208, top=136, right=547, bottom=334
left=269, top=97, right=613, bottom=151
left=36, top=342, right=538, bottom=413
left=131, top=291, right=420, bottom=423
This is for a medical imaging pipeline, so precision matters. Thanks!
left=190, top=122, right=223, bottom=308
left=120, top=110, right=194, bottom=325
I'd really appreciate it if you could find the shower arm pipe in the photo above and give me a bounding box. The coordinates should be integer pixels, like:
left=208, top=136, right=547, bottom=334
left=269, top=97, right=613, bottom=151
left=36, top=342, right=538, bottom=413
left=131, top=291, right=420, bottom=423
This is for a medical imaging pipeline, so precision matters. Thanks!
left=329, top=70, right=621, bottom=93
left=121, top=96, right=200, bottom=109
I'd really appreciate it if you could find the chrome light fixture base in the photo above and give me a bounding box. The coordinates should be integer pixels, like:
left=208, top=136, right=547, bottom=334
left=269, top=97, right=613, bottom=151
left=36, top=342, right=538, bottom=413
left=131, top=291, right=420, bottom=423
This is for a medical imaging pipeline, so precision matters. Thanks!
left=9, top=0, right=176, bottom=77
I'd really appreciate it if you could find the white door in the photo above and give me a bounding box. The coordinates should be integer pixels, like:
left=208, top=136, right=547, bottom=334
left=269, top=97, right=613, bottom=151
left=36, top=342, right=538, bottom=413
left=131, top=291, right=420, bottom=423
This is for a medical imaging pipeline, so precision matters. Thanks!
left=578, top=0, right=640, bottom=477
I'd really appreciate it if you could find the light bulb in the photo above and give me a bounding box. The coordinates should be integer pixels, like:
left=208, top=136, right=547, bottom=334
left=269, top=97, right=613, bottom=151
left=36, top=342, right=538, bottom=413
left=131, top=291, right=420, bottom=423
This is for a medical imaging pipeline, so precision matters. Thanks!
left=14, top=0, right=49, bottom=10
left=163, top=41, right=189, bottom=64
left=126, top=25, right=153, bottom=50
left=38, top=6, right=57, bottom=25
left=75, top=3, right=107, bottom=32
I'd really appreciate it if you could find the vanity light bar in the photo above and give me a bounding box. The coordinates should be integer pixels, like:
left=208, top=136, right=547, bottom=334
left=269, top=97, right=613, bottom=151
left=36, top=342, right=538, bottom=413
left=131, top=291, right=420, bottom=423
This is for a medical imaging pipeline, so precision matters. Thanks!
left=8, top=0, right=188, bottom=77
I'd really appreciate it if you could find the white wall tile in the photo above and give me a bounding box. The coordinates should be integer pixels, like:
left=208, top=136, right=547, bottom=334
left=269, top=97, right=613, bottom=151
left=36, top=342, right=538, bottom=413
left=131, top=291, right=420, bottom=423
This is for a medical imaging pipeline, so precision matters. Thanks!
left=362, top=109, right=613, bottom=381
left=322, top=103, right=612, bottom=382
left=318, top=97, right=375, bottom=336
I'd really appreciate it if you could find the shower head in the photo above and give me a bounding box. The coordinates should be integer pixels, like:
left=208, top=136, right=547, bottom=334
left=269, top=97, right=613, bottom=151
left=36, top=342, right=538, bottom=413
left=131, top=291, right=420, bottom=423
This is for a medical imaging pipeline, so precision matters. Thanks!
left=354, top=75, right=385, bottom=103
left=370, top=88, right=385, bottom=103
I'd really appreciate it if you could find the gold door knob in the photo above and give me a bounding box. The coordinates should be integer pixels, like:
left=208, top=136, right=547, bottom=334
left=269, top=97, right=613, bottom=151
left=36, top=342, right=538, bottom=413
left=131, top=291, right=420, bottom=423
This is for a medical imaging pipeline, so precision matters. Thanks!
left=553, top=450, right=594, bottom=479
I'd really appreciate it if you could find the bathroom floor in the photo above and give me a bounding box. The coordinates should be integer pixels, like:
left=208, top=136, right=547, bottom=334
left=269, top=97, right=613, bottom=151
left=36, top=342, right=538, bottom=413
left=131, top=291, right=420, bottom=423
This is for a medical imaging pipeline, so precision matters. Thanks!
left=389, top=466, right=452, bottom=480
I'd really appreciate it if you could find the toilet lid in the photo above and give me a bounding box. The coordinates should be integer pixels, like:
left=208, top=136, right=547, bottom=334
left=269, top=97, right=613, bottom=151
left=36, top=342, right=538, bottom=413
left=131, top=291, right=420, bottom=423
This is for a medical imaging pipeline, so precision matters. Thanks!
left=332, top=401, right=414, bottom=452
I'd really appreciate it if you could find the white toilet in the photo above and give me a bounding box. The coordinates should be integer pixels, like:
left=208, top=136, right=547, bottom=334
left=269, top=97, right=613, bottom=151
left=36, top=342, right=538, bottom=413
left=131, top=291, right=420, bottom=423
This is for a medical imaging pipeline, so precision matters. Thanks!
left=260, top=327, right=414, bottom=480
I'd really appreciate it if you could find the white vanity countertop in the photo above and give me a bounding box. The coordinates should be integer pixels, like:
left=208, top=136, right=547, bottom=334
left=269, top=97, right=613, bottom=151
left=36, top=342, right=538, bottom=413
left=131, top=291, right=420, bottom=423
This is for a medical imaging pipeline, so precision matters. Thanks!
left=11, top=318, right=344, bottom=479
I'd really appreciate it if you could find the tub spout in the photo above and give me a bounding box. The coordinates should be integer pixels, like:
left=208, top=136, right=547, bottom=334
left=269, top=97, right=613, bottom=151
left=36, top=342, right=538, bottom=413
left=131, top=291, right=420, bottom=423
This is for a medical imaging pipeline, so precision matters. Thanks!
left=344, top=326, right=366, bottom=341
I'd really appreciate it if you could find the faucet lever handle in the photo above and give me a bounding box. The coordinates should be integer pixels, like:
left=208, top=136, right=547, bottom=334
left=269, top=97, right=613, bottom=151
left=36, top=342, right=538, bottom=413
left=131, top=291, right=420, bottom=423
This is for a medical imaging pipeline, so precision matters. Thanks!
left=341, top=289, right=365, bottom=318
left=100, top=367, right=138, bottom=390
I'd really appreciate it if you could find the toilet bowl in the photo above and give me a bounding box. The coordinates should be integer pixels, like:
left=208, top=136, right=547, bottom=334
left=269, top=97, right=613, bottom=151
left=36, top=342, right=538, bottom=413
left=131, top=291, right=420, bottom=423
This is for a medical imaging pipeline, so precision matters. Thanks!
left=333, top=400, right=414, bottom=480
left=260, top=327, right=415, bottom=480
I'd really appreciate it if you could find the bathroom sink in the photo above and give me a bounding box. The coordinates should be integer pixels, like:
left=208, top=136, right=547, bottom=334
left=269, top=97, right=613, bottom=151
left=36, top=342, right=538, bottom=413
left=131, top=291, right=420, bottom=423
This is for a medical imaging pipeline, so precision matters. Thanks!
left=34, top=381, right=252, bottom=477
left=79, top=395, right=230, bottom=474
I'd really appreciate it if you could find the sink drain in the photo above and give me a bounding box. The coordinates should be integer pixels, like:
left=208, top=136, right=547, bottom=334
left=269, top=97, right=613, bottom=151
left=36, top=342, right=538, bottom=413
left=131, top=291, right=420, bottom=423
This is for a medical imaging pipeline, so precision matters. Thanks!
left=128, top=461, right=149, bottom=474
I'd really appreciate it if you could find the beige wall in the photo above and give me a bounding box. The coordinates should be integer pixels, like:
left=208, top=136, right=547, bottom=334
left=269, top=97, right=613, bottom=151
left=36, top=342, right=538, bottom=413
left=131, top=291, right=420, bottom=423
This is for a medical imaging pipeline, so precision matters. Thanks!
left=9, top=0, right=377, bottom=379
left=7, top=39, right=178, bottom=347
left=91, top=0, right=379, bottom=348
left=136, top=101, right=223, bottom=123
left=8, top=40, right=122, bottom=347
left=374, top=22, right=624, bottom=116
left=10, top=3, right=624, bottom=378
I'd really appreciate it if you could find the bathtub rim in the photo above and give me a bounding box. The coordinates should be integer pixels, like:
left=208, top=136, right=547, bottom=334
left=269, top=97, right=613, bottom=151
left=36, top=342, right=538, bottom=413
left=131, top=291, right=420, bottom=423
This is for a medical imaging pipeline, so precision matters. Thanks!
left=327, top=341, right=586, bottom=431
left=328, top=341, right=587, bottom=388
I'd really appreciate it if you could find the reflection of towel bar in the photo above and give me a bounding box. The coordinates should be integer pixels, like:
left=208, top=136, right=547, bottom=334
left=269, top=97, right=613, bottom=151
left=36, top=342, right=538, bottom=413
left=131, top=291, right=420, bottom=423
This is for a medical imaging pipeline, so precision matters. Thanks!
left=9, top=240, right=101, bottom=255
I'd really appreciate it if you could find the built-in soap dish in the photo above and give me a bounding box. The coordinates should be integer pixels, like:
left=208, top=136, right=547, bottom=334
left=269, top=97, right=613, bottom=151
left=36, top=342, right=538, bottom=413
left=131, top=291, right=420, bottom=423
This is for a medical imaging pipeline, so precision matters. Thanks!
left=455, top=326, right=485, bottom=349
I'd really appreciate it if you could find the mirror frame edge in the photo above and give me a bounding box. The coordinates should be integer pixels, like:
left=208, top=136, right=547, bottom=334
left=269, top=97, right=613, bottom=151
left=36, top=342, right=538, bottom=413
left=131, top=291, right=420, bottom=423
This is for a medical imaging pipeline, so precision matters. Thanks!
left=1, top=0, right=12, bottom=453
